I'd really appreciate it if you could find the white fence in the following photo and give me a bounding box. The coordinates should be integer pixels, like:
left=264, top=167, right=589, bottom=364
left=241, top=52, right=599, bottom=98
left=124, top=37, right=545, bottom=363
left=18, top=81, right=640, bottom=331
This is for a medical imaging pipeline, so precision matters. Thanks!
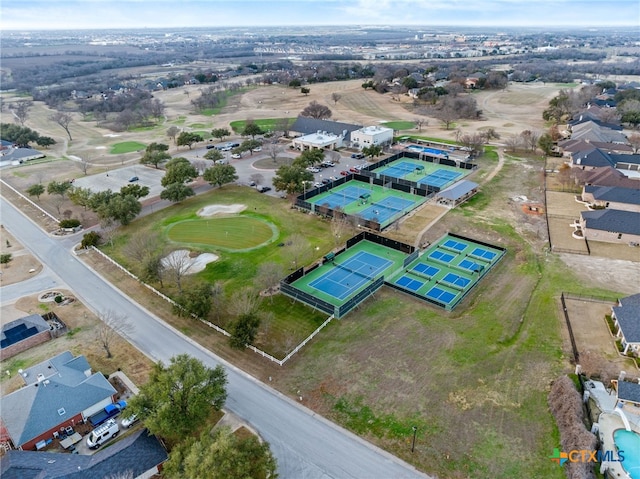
left=0, top=179, right=59, bottom=223
left=89, top=247, right=332, bottom=365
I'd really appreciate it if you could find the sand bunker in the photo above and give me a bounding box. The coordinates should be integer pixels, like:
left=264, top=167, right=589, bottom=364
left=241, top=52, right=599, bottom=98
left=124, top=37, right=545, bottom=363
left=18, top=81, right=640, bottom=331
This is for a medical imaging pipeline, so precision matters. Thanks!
left=161, top=249, right=219, bottom=275
left=197, top=204, right=247, bottom=217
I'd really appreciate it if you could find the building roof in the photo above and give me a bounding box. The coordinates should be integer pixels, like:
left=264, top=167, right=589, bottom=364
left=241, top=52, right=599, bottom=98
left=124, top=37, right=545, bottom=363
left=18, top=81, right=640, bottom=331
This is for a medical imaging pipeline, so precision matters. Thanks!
left=575, top=166, right=640, bottom=189
left=0, top=429, right=168, bottom=479
left=618, top=380, right=640, bottom=404
left=613, top=293, right=640, bottom=344
left=0, top=352, right=116, bottom=447
left=584, top=185, right=640, bottom=205
left=290, top=117, right=362, bottom=142
left=353, top=125, right=394, bottom=136
left=1, top=314, right=50, bottom=349
left=572, top=148, right=640, bottom=169
left=581, top=209, right=640, bottom=236
left=559, top=139, right=633, bottom=155
left=437, top=180, right=479, bottom=200
left=0, top=147, right=46, bottom=164
left=570, top=122, right=628, bottom=144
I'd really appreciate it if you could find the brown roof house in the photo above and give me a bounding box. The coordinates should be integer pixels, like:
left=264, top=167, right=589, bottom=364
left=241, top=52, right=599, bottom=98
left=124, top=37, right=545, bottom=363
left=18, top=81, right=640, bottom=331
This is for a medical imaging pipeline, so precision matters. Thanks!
left=0, top=351, right=116, bottom=451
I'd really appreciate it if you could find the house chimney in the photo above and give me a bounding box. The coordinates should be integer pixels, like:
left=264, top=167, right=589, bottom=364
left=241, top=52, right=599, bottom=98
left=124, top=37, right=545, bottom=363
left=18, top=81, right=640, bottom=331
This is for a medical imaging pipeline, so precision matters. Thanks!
left=37, top=373, right=45, bottom=382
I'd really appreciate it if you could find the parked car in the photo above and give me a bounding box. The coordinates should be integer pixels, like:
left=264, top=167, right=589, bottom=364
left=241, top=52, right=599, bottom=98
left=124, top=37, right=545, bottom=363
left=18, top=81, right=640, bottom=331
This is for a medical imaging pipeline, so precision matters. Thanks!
left=351, top=153, right=365, bottom=159
left=231, top=153, right=242, bottom=159
left=313, top=182, right=323, bottom=188
left=248, top=180, right=256, bottom=187
left=89, top=400, right=127, bottom=427
left=121, top=414, right=139, bottom=428
left=349, top=167, right=359, bottom=173
left=257, top=186, right=272, bottom=193
left=128, top=176, right=139, bottom=182
left=86, top=419, right=119, bottom=449
left=340, top=170, right=349, bottom=176
left=306, top=166, right=321, bottom=173
left=320, top=161, right=335, bottom=168
left=321, top=178, right=332, bottom=185
left=215, top=159, right=228, bottom=165
left=206, top=144, right=216, bottom=149
left=252, top=146, right=262, bottom=152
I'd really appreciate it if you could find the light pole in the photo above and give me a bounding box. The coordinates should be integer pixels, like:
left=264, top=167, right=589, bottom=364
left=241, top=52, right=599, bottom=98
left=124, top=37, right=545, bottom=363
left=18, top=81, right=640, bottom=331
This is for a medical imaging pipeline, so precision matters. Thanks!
left=411, top=426, right=417, bottom=453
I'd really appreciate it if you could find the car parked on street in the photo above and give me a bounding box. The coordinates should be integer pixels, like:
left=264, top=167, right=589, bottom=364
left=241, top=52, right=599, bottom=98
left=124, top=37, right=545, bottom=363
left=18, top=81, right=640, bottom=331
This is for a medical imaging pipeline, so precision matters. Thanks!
left=340, top=170, right=349, bottom=176
left=257, top=185, right=271, bottom=193
left=231, top=153, right=242, bottom=159
left=351, top=153, right=365, bottom=159
left=321, top=178, right=332, bottom=185
left=121, top=414, right=139, bottom=428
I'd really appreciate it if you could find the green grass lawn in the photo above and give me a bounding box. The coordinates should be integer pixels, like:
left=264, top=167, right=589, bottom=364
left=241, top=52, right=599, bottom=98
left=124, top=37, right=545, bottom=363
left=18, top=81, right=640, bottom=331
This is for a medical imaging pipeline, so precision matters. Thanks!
left=382, top=121, right=415, bottom=130
left=110, top=141, right=146, bottom=154
left=230, top=118, right=296, bottom=133
left=166, top=216, right=276, bottom=251
left=396, top=135, right=459, bottom=145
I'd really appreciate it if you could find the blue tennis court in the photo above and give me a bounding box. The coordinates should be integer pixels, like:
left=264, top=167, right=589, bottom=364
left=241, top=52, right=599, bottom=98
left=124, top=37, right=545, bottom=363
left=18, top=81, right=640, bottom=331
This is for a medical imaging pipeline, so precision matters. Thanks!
left=395, top=275, right=424, bottom=292
left=413, top=263, right=440, bottom=278
left=378, top=161, right=419, bottom=178
left=441, top=272, right=471, bottom=289
left=309, top=251, right=392, bottom=300
left=442, top=239, right=467, bottom=252
left=458, top=258, right=484, bottom=273
left=429, top=249, right=455, bottom=264
left=360, top=197, right=416, bottom=223
left=420, top=170, right=462, bottom=188
left=470, top=247, right=497, bottom=260
left=425, top=286, right=458, bottom=305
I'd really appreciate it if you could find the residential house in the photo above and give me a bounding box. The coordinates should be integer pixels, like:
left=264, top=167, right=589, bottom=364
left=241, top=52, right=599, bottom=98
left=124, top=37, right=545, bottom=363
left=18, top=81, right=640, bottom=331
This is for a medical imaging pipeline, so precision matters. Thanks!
left=569, top=121, right=628, bottom=144
left=579, top=185, right=640, bottom=212
left=558, top=139, right=633, bottom=157
left=570, top=148, right=640, bottom=176
left=0, top=351, right=117, bottom=450
left=0, top=429, right=168, bottom=479
left=574, top=166, right=640, bottom=189
left=612, top=293, right=640, bottom=356
left=615, top=380, right=640, bottom=411
left=578, top=209, right=640, bottom=245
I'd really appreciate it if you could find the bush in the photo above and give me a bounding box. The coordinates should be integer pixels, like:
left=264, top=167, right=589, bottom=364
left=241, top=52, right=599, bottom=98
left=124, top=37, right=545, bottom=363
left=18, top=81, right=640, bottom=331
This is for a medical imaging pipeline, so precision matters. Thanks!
left=59, top=219, right=81, bottom=228
left=81, top=231, right=101, bottom=248
left=54, top=295, right=63, bottom=304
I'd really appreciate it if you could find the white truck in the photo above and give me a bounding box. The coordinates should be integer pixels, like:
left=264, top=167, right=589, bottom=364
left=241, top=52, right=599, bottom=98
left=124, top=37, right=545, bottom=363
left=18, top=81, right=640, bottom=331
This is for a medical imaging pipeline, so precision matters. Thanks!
left=86, top=418, right=119, bottom=449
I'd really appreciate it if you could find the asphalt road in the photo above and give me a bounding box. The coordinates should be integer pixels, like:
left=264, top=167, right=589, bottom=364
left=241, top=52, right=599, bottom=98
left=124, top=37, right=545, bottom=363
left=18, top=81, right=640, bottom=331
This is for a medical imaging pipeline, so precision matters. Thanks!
left=0, top=196, right=431, bottom=479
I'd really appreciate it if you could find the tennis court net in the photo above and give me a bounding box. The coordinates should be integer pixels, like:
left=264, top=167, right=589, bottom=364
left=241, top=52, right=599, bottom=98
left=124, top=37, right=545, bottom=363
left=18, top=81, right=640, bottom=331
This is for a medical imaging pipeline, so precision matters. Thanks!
left=334, top=262, right=375, bottom=280
left=409, top=268, right=432, bottom=281
left=334, top=190, right=363, bottom=201
left=371, top=201, right=405, bottom=213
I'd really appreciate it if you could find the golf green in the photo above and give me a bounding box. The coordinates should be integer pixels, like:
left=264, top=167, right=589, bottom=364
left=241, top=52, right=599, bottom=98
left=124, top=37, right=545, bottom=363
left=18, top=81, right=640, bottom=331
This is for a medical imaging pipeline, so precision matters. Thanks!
left=167, top=216, right=276, bottom=250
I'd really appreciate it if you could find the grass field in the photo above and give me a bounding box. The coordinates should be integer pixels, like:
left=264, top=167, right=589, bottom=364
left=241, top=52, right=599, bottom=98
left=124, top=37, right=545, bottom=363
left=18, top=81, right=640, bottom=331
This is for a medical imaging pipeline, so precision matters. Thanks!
left=230, top=118, right=296, bottom=133
left=382, top=121, right=415, bottom=130
left=110, top=141, right=146, bottom=154
left=166, top=216, right=276, bottom=251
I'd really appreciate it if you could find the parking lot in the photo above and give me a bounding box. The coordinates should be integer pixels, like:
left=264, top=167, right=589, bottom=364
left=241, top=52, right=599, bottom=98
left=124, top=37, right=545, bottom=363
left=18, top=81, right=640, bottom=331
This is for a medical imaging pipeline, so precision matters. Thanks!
left=72, top=165, right=165, bottom=198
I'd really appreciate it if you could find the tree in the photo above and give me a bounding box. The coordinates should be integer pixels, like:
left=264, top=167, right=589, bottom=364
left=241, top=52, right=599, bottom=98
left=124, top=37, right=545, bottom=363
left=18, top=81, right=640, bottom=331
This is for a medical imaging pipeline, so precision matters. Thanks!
left=26, top=183, right=45, bottom=200
left=287, top=233, right=310, bottom=269
left=628, top=133, right=640, bottom=154
left=211, top=128, right=231, bottom=141
left=12, top=100, right=32, bottom=126
left=274, top=118, right=293, bottom=137
left=229, top=313, right=261, bottom=349
left=49, top=111, right=73, bottom=141
left=414, top=118, right=427, bottom=131
left=300, top=87, right=310, bottom=96
left=272, top=164, right=313, bottom=195
left=330, top=212, right=352, bottom=247
left=250, top=173, right=264, bottom=185
left=459, top=133, right=485, bottom=157
left=163, top=427, right=277, bottom=479
left=331, top=92, right=342, bottom=104
left=288, top=79, right=301, bottom=88
left=173, top=282, right=213, bottom=318
left=0, top=253, right=13, bottom=268
left=242, top=122, right=263, bottom=139
left=203, top=164, right=238, bottom=188
left=36, top=136, right=56, bottom=148
left=141, top=142, right=171, bottom=169
left=204, top=149, right=224, bottom=162
left=120, top=183, right=150, bottom=199
left=433, top=104, right=457, bottom=130
left=538, top=133, right=555, bottom=156
left=96, top=309, right=132, bottom=358
left=265, top=143, right=284, bottom=163
left=240, top=139, right=262, bottom=153
left=177, top=131, right=203, bottom=149
left=68, top=186, right=93, bottom=210
left=520, top=130, right=540, bottom=152
left=141, top=252, right=165, bottom=287
left=160, top=182, right=195, bottom=203
left=47, top=180, right=72, bottom=198
left=167, top=126, right=180, bottom=144
left=81, top=231, right=101, bottom=248
left=96, top=194, right=142, bottom=226
left=255, top=262, right=284, bottom=303
left=300, top=101, right=332, bottom=119
left=123, top=231, right=162, bottom=264
left=504, top=134, right=522, bottom=153
left=362, top=145, right=382, bottom=159
left=161, top=157, right=198, bottom=186
left=294, top=149, right=324, bottom=168
left=127, top=354, right=227, bottom=444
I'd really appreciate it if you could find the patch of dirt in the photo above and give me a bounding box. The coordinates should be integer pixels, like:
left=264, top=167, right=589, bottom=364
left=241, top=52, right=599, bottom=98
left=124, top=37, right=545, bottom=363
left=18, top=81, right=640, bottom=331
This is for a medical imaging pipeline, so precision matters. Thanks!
left=197, top=204, right=246, bottom=217
left=0, top=225, right=43, bottom=286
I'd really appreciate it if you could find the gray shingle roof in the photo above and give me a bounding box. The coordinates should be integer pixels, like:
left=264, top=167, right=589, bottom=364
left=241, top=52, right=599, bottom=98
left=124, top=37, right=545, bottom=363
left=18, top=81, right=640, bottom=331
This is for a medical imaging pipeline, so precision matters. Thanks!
left=584, top=185, right=640, bottom=205
left=290, top=117, right=361, bottom=141
left=581, top=209, right=640, bottom=236
left=437, top=180, right=479, bottom=200
left=0, top=352, right=115, bottom=447
left=618, top=380, right=640, bottom=404
left=0, top=429, right=168, bottom=479
left=613, top=293, right=640, bottom=343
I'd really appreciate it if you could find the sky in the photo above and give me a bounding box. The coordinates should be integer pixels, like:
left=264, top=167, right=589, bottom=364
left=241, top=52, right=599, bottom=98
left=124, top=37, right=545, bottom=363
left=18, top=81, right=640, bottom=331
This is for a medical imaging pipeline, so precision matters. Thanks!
left=2, top=0, right=639, bottom=30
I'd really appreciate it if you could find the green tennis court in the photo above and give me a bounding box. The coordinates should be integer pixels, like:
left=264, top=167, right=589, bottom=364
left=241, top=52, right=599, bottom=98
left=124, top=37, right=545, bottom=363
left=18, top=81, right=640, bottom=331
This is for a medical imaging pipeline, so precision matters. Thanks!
left=373, top=157, right=470, bottom=189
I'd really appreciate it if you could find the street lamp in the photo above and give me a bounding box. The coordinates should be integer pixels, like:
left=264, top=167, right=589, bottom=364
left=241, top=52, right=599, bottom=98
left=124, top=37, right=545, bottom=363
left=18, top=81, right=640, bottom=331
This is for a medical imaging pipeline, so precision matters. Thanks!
left=411, top=426, right=417, bottom=453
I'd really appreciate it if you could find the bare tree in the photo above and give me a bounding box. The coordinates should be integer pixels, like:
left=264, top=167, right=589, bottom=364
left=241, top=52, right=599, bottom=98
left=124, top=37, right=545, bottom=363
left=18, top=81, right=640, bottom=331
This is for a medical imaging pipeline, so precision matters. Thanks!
left=75, top=157, right=90, bottom=175
left=49, top=111, right=73, bottom=141
left=265, top=143, right=284, bottom=164
left=459, top=133, right=485, bottom=157
left=300, top=101, right=332, bottom=120
left=331, top=92, right=342, bottom=105
left=520, top=130, right=540, bottom=152
left=227, top=287, right=262, bottom=317
left=123, top=231, right=162, bottom=264
left=330, top=213, right=352, bottom=247
left=167, top=125, right=180, bottom=144
left=255, top=262, right=284, bottom=303
left=96, top=309, right=133, bottom=358
left=628, top=133, right=640, bottom=154
left=504, top=134, right=522, bottom=153
left=12, top=100, right=32, bottom=126
left=414, top=118, right=428, bottom=131
left=249, top=173, right=265, bottom=185
left=287, top=233, right=310, bottom=269
left=162, top=250, right=193, bottom=293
